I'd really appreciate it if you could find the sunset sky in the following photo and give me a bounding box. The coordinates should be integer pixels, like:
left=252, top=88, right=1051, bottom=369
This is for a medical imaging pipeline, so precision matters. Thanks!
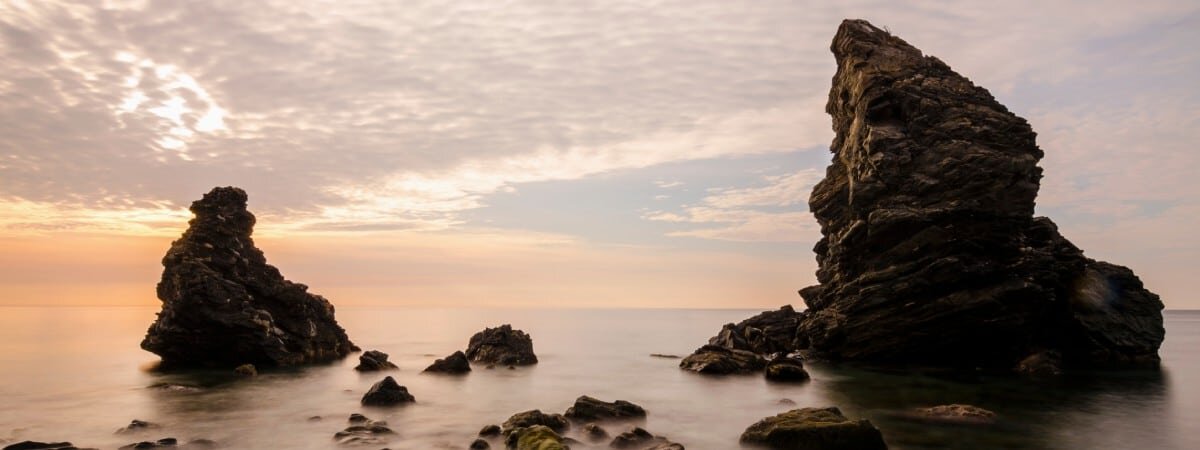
left=1, top=1, right=1197, bottom=308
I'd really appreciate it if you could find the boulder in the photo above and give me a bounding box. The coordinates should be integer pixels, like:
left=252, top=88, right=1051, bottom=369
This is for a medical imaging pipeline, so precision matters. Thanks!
left=479, top=424, right=502, bottom=437
left=764, top=357, right=810, bottom=382
left=360, top=376, right=415, bottom=406
left=503, top=425, right=567, bottom=450
left=679, top=345, right=766, bottom=374
left=790, top=19, right=1164, bottom=371
left=708, top=305, right=803, bottom=355
left=424, top=350, right=471, bottom=374
left=466, top=325, right=538, bottom=365
left=608, top=427, right=680, bottom=449
left=501, top=410, right=569, bottom=436
left=470, top=438, right=490, bottom=449
left=563, top=396, right=645, bottom=422
left=355, top=350, right=398, bottom=372
left=740, top=407, right=887, bottom=450
left=141, top=187, right=358, bottom=368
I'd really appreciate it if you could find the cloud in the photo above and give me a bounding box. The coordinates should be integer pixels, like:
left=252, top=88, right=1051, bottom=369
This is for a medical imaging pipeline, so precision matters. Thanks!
left=645, top=169, right=823, bottom=242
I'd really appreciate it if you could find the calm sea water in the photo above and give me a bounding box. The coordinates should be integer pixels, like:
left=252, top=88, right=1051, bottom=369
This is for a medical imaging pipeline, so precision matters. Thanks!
left=0, top=307, right=1196, bottom=450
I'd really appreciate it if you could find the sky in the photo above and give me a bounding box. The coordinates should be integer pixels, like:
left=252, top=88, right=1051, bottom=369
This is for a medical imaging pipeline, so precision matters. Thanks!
left=0, top=0, right=1197, bottom=309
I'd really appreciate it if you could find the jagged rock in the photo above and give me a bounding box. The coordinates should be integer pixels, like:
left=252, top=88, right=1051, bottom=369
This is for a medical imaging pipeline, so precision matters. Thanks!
left=141, top=187, right=358, bottom=368
left=479, top=424, right=502, bottom=437
left=501, top=410, right=569, bottom=436
left=909, top=404, right=997, bottom=425
left=679, top=345, right=766, bottom=374
left=792, top=19, right=1164, bottom=371
left=504, top=425, right=566, bottom=450
left=424, top=351, right=471, bottom=374
left=582, top=424, right=608, bottom=442
left=608, top=427, right=681, bottom=449
left=355, top=350, right=398, bottom=372
left=466, top=325, right=538, bottom=365
left=764, top=356, right=810, bottom=382
left=233, top=364, right=256, bottom=376
left=740, top=407, right=887, bottom=450
left=360, top=376, right=415, bottom=406
left=708, top=305, right=804, bottom=355
left=563, top=396, right=645, bottom=422
left=115, top=420, right=159, bottom=435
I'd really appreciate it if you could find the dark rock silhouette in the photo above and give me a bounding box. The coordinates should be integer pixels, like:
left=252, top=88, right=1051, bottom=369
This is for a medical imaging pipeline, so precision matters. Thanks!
left=360, top=376, right=415, bottom=406
left=469, top=438, right=489, bottom=449
left=582, top=423, right=609, bottom=442
left=465, top=325, right=538, bottom=365
left=791, top=19, right=1164, bottom=371
left=679, top=345, right=766, bottom=374
left=708, top=305, right=803, bottom=355
left=3, top=442, right=94, bottom=450
left=140, top=187, right=357, bottom=368
left=563, top=396, right=646, bottom=422
left=608, top=427, right=682, bottom=449
left=501, top=410, right=569, bottom=436
left=114, top=420, right=159, bottom=435
left=478, top=424, right=501, bottom=437
left=355, top=350, right=398, bottom=372
left=740, top=407, right=887, bottom=450
left=764, top=356, right=810, bottom=382
left=423, top=350, right=471, bottom=374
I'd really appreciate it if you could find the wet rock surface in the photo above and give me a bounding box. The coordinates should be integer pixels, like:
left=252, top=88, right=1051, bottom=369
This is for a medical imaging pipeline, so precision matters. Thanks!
left=740, top=407, right=887, bottom=450
left=563, top=396, right=645, bottom=422
left=114, top=420, right=160, bottom=435
left=708, top=306, right=804, bottom=355
left=581, top=424, right=608, bottom=442
left=360, top=376, right=415, bottom=406
left=789, top=19, right=1164, bottom=371
left=333, top=414, right=394, bottom=446
left=679, top=345, right=766, bottom=374
left=424, top=350, right=471, bottom=374
left=501, top=410, right=569, bottom=436
left=141, top=187, right=358, bottom=368
left=355, top=350, right=398, bottom=372
left=764, top=357, right=810, bottom=382
left=907, top=404, right=997, bottom=425
left=117, top=438, right=215, bottom=449
left=503, top=425, right=566, bottom=450
left=466, top=325, right=538, bottom=366
left=3, top=443, right=95, bottom=450
left=608, top=427, right=682, bottom=449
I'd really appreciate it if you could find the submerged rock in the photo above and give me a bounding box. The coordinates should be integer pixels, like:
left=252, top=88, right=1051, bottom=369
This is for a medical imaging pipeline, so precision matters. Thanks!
left=504, top=425, right=566, bottom=450
left=233, top=364, right=257, bottom=376
left=581, top=423, right=608, bottom=442
left=708, top=305, right=804, bottom=355
left=608, top=427, right=681, bottom=449
left=479, top=424, right=502, bottom=437
left=791, top=19, right=1164, bottom=370
left=424, top=350, right=471, bottom=374
left=119, top=439, right=213, bottom=450
left=115, top=420, right=160, bottom=435
left=679, top=345, right=766, bottom=374
left=466, top=325, right=538, bottom=365
left=470, top=438, right=490, bottom=449
left=355, top=350, right=398, bottom=372
left=360, top=376, right=415, bottom=406
left=764, top=356, right=810, bottom=382
left=3, top=443, right=93, bottom=450
left=908, top=404, right=997, bottom=425
left=501, top=410, right=569, bottom=436
left=333, top=414, right=394, bottom=446
left=740, top=407, right=887, bottom=450
left=141, top=187, right=358, bottom=368
left=563, top=396, right=646, bottom=422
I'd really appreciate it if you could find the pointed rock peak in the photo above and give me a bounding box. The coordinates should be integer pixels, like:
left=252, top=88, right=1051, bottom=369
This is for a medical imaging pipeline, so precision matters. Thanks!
left=186, top=186, right=255, bottom=235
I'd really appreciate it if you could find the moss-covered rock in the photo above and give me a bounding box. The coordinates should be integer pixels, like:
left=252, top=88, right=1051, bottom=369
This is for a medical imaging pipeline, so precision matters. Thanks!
left=740, top=407, right=886, bottom=450
left=504, top=425, right=567, bottom=450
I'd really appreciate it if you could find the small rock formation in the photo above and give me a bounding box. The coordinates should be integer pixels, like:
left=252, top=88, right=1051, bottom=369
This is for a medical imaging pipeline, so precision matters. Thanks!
left=563, top=396, right=646, bottom=422
left=504, top=425, right=567, bottom=450
left=608, top=427, right=681, bottom=449
left=709, top=306, right=804, bottom=355
left=908, top=404, right=997, bottom=425
left=764, top=356, right=810, bottom=382
left=355, top=350, right=398, bottom=372
left=115, top=420, right=160, bottom=435
left=469, top=438, right=490, bottom=449
left=233, top=364, right=257, bottom=376
left=648, top=354, right=680, bottom=359
left=466, top=325, right=538, bottom=365
left=790, top=19, right=1165, bottom=371
left=581, top=424, right=608, bottom=442
left=501, top=410, right=569, bottom=436
left=333, top=414, right=394, bottom=446
left=360, top=376, right=415, bottom=406
left=424, top=350, right=471, bottom=374
left=141, top=187, right=358, bottom=368
left=678, top=345, right=766, bottom=374
left=479, top=424, right=502, bottom=437
left=740, top=407, right=887, bottom=450
left=118, top=439, right=213, bottom=450
left=3, top=443, right=94, bottom=450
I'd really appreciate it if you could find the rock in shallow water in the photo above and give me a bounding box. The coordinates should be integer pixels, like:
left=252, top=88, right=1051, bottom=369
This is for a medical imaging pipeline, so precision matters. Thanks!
left=333, top=414, right=394, bottom=447
left=3, top=442, right=94, bottom=450
left=790, top=19, right=1164, bottom=371
left=360, top=376, right=415, bottom=406
left=608, top=427, right=682, bottom=449
left=708, top=305, right=804, bottom=355
left=908, top=404, right=997, bottom=425
left=355, top=350, right=398, bottom=372
left=503, top=425, right=566, bottom=450
left=501, top=410, right=569, bottom=436
left=740, top=407, right=887, bottom=450
left=563, top=396, right=645, bottom=422
left=424, top=350, right=471, bottom=374
left=466, top=325, right=538, bottom=365
left=679, top=345, right=766, bottom=374
left=764, top=356, right=809, bottom=382
left=140, top=187, right=358, bottom=368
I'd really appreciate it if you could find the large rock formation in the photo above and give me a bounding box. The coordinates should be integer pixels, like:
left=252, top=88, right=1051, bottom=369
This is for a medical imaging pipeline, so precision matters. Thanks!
left=141, top=187, right=358, bottom=368
left=794, top=20, right=1164, bottom=370
left=465, top=325, right=538, bottom=365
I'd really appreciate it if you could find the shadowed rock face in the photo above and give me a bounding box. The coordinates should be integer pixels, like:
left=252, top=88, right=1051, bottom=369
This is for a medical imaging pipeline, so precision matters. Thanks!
left=795, top=19, right=1164, bottom=370
left=141, top=187, right=357, bottom=368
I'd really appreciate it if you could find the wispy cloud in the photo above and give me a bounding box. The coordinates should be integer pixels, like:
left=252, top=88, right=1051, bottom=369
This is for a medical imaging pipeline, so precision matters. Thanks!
left=645, top=169, right=822, bottom=242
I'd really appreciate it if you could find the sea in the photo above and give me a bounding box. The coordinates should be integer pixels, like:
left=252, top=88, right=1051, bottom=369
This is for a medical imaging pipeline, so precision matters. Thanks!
left=0, top=307, right=1196, bottom=450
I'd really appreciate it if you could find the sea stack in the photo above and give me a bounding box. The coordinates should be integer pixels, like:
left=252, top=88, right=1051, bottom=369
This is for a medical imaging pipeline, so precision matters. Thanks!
left=794, top=20, right=1164, bottom=371
left=141, top=187, right=358, bottom=368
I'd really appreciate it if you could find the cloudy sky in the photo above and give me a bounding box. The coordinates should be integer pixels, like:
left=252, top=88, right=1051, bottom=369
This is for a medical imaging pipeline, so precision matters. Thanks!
left=1, top=0, right=1197, bottom=308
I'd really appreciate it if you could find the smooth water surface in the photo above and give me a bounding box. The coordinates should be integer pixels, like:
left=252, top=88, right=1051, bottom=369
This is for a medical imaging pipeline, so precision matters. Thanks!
left=0, top=307, right=1196, bottom=449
